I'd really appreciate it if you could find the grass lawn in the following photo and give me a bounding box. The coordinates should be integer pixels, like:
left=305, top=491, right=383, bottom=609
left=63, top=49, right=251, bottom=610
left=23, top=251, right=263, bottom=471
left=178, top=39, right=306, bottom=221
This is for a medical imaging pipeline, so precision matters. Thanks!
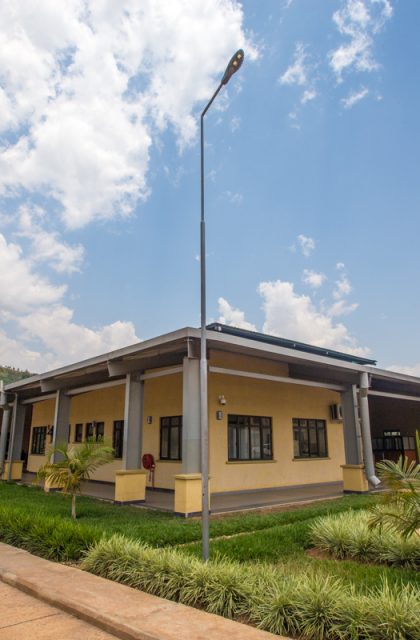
left=1, top=482, right=419, bottom=592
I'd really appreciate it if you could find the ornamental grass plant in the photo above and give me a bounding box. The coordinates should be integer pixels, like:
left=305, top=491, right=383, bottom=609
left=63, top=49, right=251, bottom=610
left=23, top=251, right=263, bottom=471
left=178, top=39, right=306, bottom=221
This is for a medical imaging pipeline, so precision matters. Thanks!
left=310, top=509, right=420, bottom=568
left=82, top=534, right=420, bottom=640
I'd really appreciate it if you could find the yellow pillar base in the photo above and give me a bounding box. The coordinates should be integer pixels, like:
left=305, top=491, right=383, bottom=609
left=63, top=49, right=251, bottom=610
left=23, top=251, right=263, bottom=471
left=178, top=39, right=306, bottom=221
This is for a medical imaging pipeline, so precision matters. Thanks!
left=44, top=476, right=65, bottom=492
left=341, top=464, right=369, bottom=493
left=114, top=470, right=147, bottom=504
left=174, top=473, right=210, bottom=517
left=0, top=461, right=23, bottom=481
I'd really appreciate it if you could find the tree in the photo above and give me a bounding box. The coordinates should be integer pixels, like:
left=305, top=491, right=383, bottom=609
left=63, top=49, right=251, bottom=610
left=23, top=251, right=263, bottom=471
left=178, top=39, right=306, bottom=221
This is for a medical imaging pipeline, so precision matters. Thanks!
left=37, top=440, right=114, bottom=519
left=369, top=455, right=420, bottom=539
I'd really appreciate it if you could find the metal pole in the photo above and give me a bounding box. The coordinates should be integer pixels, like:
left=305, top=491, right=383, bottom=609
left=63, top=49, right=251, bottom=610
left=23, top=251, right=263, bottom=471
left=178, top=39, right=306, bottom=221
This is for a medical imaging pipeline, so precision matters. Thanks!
left=200, top=83, right=222, bottom=562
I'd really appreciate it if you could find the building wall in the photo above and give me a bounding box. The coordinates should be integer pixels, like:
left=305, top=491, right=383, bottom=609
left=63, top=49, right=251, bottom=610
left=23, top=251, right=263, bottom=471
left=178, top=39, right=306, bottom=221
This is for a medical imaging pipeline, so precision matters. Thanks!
left=69, top=384, right=125, bottom=481
left=26, top=354, right=345, bottom=492
left=27, top=386, right=125, bottom=481
left=27, top=399, right=55, bottom=472
left=208, top=370, right=344, bottom=493
left=142, top=372, right=183, bottom=490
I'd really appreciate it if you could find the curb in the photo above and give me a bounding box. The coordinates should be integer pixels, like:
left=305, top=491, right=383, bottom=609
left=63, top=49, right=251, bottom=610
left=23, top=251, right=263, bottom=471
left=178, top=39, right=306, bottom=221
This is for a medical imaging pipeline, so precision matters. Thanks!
left=0, top=544, right=280, bottom=640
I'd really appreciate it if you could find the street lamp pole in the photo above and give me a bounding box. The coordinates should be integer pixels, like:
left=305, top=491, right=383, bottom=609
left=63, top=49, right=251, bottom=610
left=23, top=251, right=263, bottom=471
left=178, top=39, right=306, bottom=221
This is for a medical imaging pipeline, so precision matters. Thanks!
left=200, top=49, right=244, bottom=561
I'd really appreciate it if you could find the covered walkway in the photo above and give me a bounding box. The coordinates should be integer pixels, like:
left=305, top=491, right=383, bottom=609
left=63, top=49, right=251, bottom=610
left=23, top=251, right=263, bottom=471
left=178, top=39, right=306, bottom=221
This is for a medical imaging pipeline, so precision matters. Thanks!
left=21, top=473, right=344, bottom=514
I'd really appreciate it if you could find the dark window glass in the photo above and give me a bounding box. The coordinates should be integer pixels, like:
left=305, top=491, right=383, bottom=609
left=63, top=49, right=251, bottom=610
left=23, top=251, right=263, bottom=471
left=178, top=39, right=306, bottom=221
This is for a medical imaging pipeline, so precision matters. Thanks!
left=293, top=418, right=328, bottom=458
left=228, top=415, right=273, bottom=461
left=75, top=423, right=83, bottom=443
left=31, top=427, right=47, bottom=455
left=86, top=422, right=94, bottom=440
left=95, top=422, right=105, bottom=442
left=113, top=420, right=124, bottom=458
left=160, top=416, right=182, bottom=460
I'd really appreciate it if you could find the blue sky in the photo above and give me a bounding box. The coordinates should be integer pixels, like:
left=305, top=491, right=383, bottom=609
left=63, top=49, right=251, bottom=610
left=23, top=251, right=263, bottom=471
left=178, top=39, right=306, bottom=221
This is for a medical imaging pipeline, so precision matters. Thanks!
left=0, top=0, right=419, bottom=374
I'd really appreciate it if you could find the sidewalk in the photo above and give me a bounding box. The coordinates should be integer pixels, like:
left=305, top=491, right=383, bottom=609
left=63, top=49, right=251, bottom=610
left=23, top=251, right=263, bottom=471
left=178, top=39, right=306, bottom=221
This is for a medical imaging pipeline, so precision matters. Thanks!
left=0, top=582, right=118, bottom=639
left=0, top=543, right=280, bottom=640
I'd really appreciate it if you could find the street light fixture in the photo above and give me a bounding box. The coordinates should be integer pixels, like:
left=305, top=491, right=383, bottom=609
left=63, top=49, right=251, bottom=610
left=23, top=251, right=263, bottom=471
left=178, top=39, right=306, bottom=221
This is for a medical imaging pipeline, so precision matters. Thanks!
left=200, top=49, right=244, bottom=561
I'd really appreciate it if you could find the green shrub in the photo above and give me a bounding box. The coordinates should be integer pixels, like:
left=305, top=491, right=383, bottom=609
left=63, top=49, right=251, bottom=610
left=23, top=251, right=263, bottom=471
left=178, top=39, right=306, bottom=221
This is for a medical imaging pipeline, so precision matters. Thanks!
left=310, top=509, right=420, bottom=568
left=83, top=534, right=420, bottom=640
left=0, top=506, right=99, bottom=560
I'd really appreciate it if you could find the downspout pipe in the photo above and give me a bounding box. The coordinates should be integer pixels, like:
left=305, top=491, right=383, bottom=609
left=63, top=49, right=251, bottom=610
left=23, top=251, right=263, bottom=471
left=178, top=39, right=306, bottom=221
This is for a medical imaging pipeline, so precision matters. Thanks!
left=359, top=371, right=381, bottom=487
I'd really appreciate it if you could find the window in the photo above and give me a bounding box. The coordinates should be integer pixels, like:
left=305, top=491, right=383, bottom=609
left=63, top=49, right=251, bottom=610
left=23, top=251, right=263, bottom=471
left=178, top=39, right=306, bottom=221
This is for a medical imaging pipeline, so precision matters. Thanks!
left=86, top=422, right=95, bottom=440
left=85, top=422, right=104, bottom=442
left=160, top=416, right=182, bottom=460
left=31, top=427, right=47, bottom=455
left=228, top=415, right=272, bottom=461
left=113, top=420, right=124, bottom=458
left=293, top=419, right=327, bottom=458
left=75, top=423, right=83, bottom=443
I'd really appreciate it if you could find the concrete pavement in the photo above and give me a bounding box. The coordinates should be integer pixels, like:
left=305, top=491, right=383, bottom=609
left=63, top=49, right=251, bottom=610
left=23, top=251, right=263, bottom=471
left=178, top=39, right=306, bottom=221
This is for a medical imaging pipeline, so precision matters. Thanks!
left=0, top=582, right=119, bottom=639
left=0, top=543, right=280, bottom=640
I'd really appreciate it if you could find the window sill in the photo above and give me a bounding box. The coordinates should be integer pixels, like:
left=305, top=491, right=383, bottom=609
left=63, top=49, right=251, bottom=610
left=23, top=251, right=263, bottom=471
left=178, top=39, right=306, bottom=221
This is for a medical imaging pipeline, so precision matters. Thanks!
left=292, top=457, right=330, bottom=461
left=157, top=459, right=182, bottom=463
left=226, top=459, right=277, bottom=464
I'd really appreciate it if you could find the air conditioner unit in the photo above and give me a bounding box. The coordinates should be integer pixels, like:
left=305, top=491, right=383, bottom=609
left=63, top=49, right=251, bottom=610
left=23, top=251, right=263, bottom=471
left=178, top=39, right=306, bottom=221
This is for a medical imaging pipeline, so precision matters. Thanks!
left=330, top=404, right=343, bottom=421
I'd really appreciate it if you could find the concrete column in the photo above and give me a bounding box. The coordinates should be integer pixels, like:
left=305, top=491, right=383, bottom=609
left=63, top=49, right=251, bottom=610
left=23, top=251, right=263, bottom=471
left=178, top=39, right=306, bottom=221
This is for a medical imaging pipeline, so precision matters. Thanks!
left=7, top=395, right=26, bottom=480
left=0, top=405, right=11, bottom=474
left=51, top=390, right=71, bottom=462
left=359, top=372, right=380, bottom=486
left=181, top=357, right=200, bottom=474
left=123, top=373, right=144, bottom=470
left=340, top=385, right=363, bottom=465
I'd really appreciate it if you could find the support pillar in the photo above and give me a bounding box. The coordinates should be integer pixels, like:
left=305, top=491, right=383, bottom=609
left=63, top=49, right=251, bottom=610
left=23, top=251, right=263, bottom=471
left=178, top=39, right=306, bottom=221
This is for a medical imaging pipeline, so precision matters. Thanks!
left=51, top=390, right=71, bottom=462
left=122, top=373, right=143, bottom=470
left=6, top=395, right=25, bottom=481
left=359, top=372, right=380, bottom=487
left=175, top=358, right=209, bottom=516
left=181, top=357, right=200, bottom=474
left=0, top=405, right=11, bottom=476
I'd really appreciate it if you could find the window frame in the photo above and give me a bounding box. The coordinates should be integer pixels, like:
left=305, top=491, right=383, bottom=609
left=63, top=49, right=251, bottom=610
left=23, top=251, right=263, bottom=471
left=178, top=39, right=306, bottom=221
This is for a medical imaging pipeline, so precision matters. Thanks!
left=85, top=421, right=105, bottom=442
left=228, top=414, right=273, bottom=462
left=31, top=426, right=47, bottom=455
left=159, top=416, right=182, bottom=461
left=293, top=418, right=328, bottom=459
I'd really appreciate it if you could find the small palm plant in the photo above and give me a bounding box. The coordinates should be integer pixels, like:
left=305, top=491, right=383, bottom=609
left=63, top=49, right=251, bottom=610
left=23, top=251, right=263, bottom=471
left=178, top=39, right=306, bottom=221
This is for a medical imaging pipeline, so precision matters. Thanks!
left=369, top=455, right=420, bottom=539
left=37, top=440, right=114, bottom=519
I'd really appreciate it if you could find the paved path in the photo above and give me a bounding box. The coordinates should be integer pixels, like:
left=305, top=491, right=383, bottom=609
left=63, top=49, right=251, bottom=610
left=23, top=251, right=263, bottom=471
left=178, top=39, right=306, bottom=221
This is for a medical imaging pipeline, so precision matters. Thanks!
left=0, top=582, right=118, bottom=640
left=0, top=543, right=280, bottom=640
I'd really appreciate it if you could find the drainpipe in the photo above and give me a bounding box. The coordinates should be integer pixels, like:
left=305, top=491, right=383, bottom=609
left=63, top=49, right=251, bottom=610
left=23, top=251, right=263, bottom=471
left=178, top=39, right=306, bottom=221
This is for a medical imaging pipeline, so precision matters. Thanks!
left=359, top=372, right=381, bottom=487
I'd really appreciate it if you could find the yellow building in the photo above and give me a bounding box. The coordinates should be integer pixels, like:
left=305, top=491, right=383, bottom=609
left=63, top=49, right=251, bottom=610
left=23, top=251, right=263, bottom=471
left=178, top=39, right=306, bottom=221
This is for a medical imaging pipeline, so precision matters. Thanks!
left=2, top=324, right=420, bottom=515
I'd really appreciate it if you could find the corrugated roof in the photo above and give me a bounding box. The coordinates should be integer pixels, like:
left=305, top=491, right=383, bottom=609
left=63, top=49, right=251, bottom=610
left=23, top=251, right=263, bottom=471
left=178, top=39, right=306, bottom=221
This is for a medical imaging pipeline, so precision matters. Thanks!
left=207, top=323, right=377, bottom=366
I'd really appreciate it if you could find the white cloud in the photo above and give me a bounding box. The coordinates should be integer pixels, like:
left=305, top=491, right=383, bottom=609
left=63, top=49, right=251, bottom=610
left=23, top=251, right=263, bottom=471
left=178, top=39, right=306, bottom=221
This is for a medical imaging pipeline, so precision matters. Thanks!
left=17, top=305, right=138, bottom=370
left=17, top=205, right=84, bottom=273
left=230, top=116, right=241, bottom=132
left=329, top=0, right=393, bottom=81
left=0, top=231, right=139, bottom=370
left=301, top=89, right=317, bottom=104
left=225, top=191, right=243, bottom=205
left=302, top=269, right=326, bottom=288
left=0, top=0, right=255, bottom=229
left=218, top=297, right=256, bottom=332
left=297, top=234, right=315, bottom=257
left=341, top=87, right=369, bottom=108
left=0, top=233, right=65, bottom=314
left=259, top=279, right=369, bottom=356
left=280, top=43, right=310, bottom=87
left=333, top=274, right=352, bottom=299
